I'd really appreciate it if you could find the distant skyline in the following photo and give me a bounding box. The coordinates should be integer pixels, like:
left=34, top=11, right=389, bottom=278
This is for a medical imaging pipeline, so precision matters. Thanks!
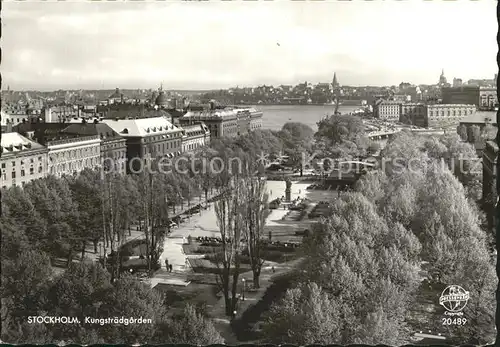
left=2, top=1, right=497, bottom=91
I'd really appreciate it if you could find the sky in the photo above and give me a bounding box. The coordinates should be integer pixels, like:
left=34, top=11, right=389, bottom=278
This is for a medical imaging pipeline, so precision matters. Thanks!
left=2, top=0, right=498, bottom=91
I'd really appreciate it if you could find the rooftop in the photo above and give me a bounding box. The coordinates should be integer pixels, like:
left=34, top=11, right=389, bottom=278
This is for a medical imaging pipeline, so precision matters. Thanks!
left=184, top=109, right=239, bottom=119
left=102, top=117, right=181, bottom=137
left=183, top=107, right=260, bottom=119
left=155, top=91, right=169, bottom=106
left=1, top=132, right=45, bottom=154
left=459, top=111, right=497, bottom=125
left=108, top=88, right=122, bottom=99
left=182, top=122, right=209, bottom=136
left=62, top=122, right=123, bottom=140
left=428, top=104, right=477, bottom=108
left=102, top=105, right=172, bottom=120
left=442, top=86, right=480, bottom=91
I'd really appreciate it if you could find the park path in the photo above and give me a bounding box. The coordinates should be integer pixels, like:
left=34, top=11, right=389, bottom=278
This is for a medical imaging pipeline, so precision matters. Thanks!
left=148, top=181, right=309, bottom=287
left=210, top=258, right=305, bottom=344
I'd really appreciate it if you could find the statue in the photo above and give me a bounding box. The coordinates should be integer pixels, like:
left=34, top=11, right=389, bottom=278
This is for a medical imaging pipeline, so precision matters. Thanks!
left=285, top=178, right=292, bottom=202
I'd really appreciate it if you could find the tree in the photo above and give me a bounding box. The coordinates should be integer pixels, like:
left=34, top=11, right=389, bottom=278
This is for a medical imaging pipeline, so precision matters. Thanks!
left=278, top=123, right=314, bottom=169
left=456, top=124, right=468, bottom=141
left=240, top=176, right=269, bottom=288
left=380, top=180, right=418, bottom=228
left=448, top=244, right=496, bottom=345
left=315, top=114, right=365, bottom=146
left=155, top=304, right=224, bottom=344
left=1, top=186, right=47, bottom=247
left=67, top=171, right=104, bottom=257
left=0, top=220, right=32, bottom=262
left=381, top=131, right=430, bottom=175
left=100, top=276, right=167, bottom=344
left=294, top=190, right=420, bottom=344
left=423, top=137, right=448, bottom=160
left=355, top=306, right=404, bottom=345
left=481, top=123, right=497, bottom=141
left=45, top=262, right=112, bottom=341
left=213, top=177, right=245, bottom=316
left=1, top=250, right=52, bottom=337
left=354, top=171, right=387, bottom=204
left=315, top=114, right=367, bottom=159
left=263, top=282, right=342, bottom=344
left=467, top=125, right=481, bottom=144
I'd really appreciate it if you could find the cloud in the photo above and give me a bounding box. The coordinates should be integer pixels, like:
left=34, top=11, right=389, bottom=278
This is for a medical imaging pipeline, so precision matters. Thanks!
left=2, top=1, right=497, bottom=90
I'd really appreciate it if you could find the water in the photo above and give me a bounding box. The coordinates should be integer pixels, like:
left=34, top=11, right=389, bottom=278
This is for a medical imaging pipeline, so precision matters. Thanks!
left=250, top=105, right=361, bottom=131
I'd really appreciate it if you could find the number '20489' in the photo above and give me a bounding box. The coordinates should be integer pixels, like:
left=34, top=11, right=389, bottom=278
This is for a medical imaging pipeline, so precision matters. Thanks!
left=442, top=317, right=467, bottom=325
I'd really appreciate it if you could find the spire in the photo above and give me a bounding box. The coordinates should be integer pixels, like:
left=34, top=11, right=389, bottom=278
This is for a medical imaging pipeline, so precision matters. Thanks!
left=332, top=72, right=339, bottom=88
left=439, top=69, right=447, bottom=85
left=159, top=83, right=163, bottom=92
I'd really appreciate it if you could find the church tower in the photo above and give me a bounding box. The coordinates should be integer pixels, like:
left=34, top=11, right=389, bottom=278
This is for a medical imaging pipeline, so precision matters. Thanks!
left=332, top=72, right=340, bottom=88
left=439, top=69, right=447, bottom=86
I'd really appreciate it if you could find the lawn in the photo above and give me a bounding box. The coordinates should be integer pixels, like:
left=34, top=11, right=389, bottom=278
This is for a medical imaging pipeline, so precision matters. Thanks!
left=183, top=243, right=221, bottom=255
left=154, top=282, right=221, bottom=317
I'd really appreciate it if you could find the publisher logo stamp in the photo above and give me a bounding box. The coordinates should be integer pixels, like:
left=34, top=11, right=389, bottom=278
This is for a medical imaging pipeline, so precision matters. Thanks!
left=439, top=285, right=469, bottom=313
left=439, top=285, right=469, bottom=326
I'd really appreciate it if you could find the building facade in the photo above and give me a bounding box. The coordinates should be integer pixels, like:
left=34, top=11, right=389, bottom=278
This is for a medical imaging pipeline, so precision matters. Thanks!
left=482, top=140, right=498, bottom=236
left=102, top=117, right=183, bottom=173
left=236, top=108, right=263, bottom=134
left=426, top=104, right=476, bottom=128
left=1, top=109, right=30, bottom=131
left=1, top=132, right=48, bottom=189
left=441, top=86, right=480, bottom=106
left=43, top=105, right=79, bottom=123
left=180, top=109, right=238, bottom=138
left=61, top=122, right=128, bottom=175
left=400, top=103, right=427, bottom=127
left=373, top=101, right=402, bottom=122
left=179, top=107, right=263, bottom=138
left=181, top=123, right=210, bottom=153
left=47, top=135, right=102, bottom=177
left=479, top=88, right=498, bottom=111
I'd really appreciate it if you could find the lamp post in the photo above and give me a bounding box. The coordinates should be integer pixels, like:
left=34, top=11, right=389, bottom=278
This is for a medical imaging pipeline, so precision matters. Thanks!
left=242, top=278, right=246, bottom=301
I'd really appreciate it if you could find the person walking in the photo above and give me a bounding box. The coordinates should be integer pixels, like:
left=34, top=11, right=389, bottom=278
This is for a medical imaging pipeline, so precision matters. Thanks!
left=165, top=259, right=169, bottom=270
left=169, top=264, right=173, bottom=272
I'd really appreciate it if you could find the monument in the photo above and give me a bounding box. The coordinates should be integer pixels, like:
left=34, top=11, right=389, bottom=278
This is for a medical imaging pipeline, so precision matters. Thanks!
left=285, top=178, right=292, bottom=202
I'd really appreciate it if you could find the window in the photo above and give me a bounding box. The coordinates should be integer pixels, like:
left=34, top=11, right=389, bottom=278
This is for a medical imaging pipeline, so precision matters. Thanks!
left=12, top=161, right=16, bottom=167
left=38, top=166, right=43, bottom=173
left=29, top=167, right=34, bottom=175
left=1, top=163, right=5, bottom=169
left=11, top=171, right=16, bottom=179
left=30, top=158, right=34, bottom=163
left=21, top=169, right=25, bottom=177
